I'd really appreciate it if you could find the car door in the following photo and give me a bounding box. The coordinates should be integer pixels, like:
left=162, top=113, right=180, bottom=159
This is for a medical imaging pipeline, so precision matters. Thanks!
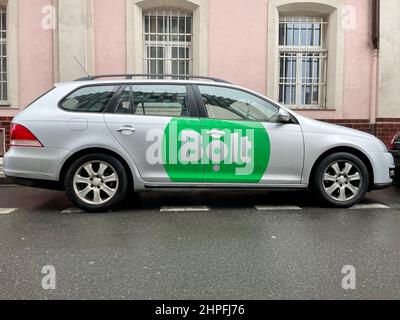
left=104, top=83, right=203, bottom=183
left=194, top=84, right=304, bottom=185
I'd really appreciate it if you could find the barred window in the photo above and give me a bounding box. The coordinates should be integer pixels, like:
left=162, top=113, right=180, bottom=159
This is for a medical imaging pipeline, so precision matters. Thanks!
left=278, top=17, right=327, bottom=108
left=0, top=6, right=6, bottom=102
left=143, top=9, right=192, bottom=78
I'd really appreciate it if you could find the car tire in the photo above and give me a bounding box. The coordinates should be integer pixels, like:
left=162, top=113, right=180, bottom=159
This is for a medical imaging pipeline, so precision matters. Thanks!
left=64, top=153, right=128, bottom=213
left=312, top=152, right=369, bottom=208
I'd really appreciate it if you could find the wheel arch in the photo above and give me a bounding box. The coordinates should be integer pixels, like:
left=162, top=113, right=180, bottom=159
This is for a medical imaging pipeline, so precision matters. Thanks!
left=59, top=147, right=134, bottom=191
left=309, top=146, right=374, bottom=191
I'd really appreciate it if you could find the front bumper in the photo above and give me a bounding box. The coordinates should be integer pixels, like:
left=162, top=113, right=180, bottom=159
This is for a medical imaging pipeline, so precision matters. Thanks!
left=368, top=151, right=395, bottom=189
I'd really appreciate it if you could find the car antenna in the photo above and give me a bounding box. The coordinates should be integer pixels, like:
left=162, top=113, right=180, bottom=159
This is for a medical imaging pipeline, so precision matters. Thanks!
left=73, top=56, right=90, bottom=77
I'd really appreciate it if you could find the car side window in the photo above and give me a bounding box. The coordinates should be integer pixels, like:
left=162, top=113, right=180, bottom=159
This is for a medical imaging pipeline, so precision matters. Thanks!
left=60, top=85, right=118, bottom=113
left=114, top=86, right=133, bottom=114
left=198, top=85, right=279, bottom=122
left=131, top=85, right=189, bottom=117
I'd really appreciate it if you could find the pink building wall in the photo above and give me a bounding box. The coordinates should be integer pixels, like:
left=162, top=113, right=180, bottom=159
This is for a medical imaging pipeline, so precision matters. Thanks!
left=10, top=0, right=376, bottom=122
left=208, top=0, right=268, bottom=95
left=93, top=0, right=127, bottom=75
left=208, top=0, right=374, bottom=121
left=342, top=0, right=373, bottom=120
left=18, top=0, right=54, bottom=109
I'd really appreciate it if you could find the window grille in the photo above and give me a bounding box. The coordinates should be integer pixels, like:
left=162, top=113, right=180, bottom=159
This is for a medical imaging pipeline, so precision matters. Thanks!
left=143, top=9, right=192, bottom=78
left=278, top=17, right=328, bottom=108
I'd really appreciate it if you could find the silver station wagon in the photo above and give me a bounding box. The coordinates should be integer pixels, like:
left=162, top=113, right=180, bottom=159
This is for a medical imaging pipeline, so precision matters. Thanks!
left=4, top=74, right=395, bottom=212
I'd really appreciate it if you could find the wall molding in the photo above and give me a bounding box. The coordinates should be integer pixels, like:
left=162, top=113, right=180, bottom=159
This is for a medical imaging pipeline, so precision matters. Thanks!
left=55, top=0, right=94, bottom=82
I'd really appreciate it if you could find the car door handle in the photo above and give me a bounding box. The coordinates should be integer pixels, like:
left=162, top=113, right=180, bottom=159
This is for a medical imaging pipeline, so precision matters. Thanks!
left=207, top=129, right=225, bottom=138
left=116, top=126, right=136, bottom=135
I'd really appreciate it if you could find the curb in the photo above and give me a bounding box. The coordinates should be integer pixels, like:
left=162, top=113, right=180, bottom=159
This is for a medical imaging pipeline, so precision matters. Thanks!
left=0, top=176, right=11, bottom=185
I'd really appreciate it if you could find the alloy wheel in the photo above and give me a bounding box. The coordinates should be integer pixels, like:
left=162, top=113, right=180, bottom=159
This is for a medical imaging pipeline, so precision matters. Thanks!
left=322, top=160, right=362, bottom=202
left=73, top=160, right=119, bottom=205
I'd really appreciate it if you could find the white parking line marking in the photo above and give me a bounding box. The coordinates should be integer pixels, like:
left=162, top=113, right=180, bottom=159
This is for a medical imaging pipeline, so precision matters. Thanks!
left=160, top=206, right=210, bottom=212
left=61, top=207, right=85, bottom=214
left=254, top=205, right=302, bottom=211
left=350, top=203, right=390, bottom=210
left=0, top=208, right=17, bottom=215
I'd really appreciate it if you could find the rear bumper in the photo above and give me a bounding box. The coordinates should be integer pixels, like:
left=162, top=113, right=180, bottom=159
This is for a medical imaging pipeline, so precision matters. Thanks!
left=3, top=146, right=71, bottom=181
left=7, top=176, right=63, bottom=190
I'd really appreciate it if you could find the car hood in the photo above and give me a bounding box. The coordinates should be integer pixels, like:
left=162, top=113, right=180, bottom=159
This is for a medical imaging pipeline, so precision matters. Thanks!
left=296, top=115, right=376, bottom=141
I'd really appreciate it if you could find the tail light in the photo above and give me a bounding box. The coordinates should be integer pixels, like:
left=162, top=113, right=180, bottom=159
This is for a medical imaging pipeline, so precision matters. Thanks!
left=389, top=133, right=400, bottom=150
left=10, top=124, right=43, bottom=147
left=389, top=138, right=395, bottom=150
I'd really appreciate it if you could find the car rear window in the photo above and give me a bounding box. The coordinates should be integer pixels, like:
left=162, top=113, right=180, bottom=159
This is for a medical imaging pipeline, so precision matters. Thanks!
left=60, top=85, right=118, bottom=113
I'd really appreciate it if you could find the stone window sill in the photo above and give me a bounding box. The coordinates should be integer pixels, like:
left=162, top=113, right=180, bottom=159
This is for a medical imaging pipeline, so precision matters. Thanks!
left=291, top=108, right=337, bottom=112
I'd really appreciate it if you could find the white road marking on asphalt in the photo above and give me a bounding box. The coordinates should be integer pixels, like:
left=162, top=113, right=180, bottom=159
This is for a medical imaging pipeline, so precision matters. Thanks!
left=254, top=205, right=302, bottom=211
left=350, top=203, right=390, bottom=210
left=0, top=208, right=17, bottom=215
left=160, top=206, right=210, bottom=212
left=61, top=207, right=85, bottom=214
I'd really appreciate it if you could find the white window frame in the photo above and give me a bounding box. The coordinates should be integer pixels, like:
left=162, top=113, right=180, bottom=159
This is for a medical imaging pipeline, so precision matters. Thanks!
left=0, top=6, right=6, bottom=103
left=126, top=0, right=208, bottom=76
left=0, top=0, right=18, bottom=108
left=267, top=0, right=345, bottom=112
left=143, top=9, right=193, bottom=77
left=278, top=16, right=328, bottom=108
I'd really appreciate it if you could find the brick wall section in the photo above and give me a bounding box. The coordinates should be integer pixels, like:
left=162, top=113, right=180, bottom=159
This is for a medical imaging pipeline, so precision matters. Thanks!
left=375, top=119, right=400, bottom=147
left=0, top=117, right=13, bottom=153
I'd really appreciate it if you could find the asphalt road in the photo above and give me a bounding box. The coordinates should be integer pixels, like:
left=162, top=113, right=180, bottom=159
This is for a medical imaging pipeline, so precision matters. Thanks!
left=1, top=184, right=400, bottom=300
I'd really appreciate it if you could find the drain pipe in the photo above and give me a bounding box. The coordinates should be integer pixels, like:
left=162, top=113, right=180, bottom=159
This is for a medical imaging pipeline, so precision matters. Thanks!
left=370, top=0, right=380, bottom=134
left=370, top=49, right=378, bottom=131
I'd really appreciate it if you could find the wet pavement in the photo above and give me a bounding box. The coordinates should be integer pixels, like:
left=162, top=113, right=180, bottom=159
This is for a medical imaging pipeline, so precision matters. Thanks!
left=1, top=184, right=400, bottom=299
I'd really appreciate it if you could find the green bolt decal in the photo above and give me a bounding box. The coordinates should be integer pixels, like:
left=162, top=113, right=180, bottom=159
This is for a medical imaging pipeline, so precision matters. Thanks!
left=160, top=118, right=271, bottom=183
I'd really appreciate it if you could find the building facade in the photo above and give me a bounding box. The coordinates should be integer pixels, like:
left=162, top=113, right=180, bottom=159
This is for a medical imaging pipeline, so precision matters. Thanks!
left=0, top=0, right=399, bottom=155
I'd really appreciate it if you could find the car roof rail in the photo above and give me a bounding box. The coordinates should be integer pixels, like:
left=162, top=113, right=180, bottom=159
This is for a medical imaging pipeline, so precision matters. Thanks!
left=74, top=74, right=232, bottom=84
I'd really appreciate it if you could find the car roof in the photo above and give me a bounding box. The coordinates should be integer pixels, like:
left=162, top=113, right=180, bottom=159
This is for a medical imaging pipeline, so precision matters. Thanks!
left=55, top=74, right=234, bottom=87
left=55, top=78, right=237, bottom=88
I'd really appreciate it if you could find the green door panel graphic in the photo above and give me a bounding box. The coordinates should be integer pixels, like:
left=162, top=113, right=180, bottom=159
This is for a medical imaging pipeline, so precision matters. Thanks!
left=162, top=118, right=271, bottom=183
left=162, top=118, right=203, bottom=182
left=201, top=119, right=270, bottom=183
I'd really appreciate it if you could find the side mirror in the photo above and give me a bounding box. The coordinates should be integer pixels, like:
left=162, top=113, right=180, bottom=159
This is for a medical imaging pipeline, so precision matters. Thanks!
left=277, top=109, right=291, bottom=123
